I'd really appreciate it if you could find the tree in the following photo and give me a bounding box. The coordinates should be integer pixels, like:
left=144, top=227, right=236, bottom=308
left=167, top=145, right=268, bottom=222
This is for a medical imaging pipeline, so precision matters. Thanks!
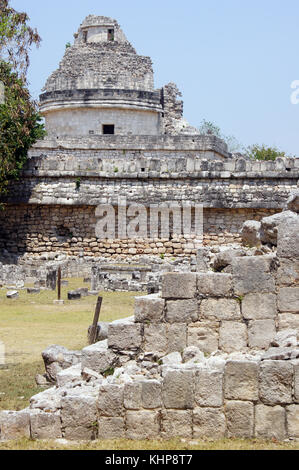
left=198, top=119, right=242, bottom=153
left=245, top=144, right=288, bottom=161
left=0, top=62, right=45, bottom=198
left=0, top=2, right=45, bottom=202
left=0, top=0, right=41, bottom=80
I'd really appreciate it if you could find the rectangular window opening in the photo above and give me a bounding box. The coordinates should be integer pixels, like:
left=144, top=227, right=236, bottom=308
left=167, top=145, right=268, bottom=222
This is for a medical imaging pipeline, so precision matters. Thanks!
left=102, top=124, right=115, bottom=135
left=108, top=29, right=115, bottom=41
left=83, top=31, right=88, bottom=43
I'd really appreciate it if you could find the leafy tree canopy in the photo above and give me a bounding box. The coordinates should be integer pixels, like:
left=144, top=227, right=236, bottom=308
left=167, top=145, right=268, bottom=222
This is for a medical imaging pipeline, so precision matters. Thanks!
left=0, top=0, right=41, bottom=80
left=198, top=119, right=241, bottom=153
left=245, top=144, right=288, bottom=161
left=0, top=62, right=45, bottom=197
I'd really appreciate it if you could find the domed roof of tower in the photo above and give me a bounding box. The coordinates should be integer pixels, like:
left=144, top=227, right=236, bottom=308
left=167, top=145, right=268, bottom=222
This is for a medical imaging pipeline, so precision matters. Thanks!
left=41, top=16, right=154, bottom=93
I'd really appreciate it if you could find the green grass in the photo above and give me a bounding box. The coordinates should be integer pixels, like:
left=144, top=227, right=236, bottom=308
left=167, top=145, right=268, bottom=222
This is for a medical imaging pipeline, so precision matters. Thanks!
left=0, top=437, right=298, bottom=451
left=0, top=278, right=143, bottom=410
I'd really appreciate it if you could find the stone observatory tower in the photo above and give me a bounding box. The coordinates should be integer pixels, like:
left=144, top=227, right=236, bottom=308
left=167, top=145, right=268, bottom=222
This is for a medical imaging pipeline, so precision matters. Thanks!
left=39, top=15, right=182, bottom=137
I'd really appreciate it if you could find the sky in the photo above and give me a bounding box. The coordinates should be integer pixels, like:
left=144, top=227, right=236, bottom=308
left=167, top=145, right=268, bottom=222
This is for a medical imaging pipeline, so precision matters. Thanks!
left=9, top=0, right=299, bottom=155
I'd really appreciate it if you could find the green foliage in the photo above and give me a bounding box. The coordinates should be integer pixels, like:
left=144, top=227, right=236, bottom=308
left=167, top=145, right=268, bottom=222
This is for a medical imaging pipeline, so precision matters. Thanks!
left=0, top=0, right=41, bottom=80
left=102, top=367, right=115, bottom=378
left=245, top=144, right=287, bottom=161
left=75, top=177, right=81, bottom=190
left=198, top=119, right=221, bottom=137
left=198, top=119, right=241, bottom=153
left=65, top=42, right=71, bottom=49
left=0, top=61, right=45, bottom=199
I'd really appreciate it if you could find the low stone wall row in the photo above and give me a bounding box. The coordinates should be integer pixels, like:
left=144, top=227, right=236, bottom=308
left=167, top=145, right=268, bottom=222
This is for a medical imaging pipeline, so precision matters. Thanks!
left=0, top=359, right=298, bottom=441
left=0, top=206, right=277, bottom=259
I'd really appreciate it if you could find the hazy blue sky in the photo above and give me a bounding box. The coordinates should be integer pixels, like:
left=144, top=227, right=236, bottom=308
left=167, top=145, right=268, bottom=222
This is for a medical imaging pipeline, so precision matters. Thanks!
left=10, top=0, right=299, bottom=155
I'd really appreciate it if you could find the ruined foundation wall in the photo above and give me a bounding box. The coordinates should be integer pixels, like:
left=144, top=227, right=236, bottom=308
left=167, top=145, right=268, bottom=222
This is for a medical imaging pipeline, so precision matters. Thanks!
left=0, top=205, right=279, bottom=257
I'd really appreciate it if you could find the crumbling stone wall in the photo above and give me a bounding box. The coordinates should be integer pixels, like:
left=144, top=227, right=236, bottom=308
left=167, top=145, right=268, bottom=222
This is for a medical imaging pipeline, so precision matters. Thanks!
left=0, top=211, right=298, bottom=441
left=0, top=205, right=278, bottom=257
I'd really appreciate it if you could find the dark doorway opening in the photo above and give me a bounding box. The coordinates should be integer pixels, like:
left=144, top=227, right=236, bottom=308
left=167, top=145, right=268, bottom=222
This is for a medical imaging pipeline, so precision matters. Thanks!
left=103, top=124, right=115, bottom=135
left=108, top=29, right=115, bottom=41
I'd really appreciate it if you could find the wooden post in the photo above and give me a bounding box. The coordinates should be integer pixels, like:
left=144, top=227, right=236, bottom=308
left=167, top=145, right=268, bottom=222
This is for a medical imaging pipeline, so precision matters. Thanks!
left=89, top=296, right=103, bottom=344
left=57, top=267, right=61, bottom=301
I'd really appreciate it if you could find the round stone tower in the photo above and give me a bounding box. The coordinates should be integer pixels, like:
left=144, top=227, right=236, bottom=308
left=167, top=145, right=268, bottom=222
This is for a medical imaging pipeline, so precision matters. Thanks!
left=39, top=16, right=163, bottom=137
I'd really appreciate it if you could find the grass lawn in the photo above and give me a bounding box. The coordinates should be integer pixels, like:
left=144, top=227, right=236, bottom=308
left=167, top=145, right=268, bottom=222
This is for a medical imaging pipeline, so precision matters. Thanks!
left=0, top=278, right=141, bottom=410
left=0, top=279, right=298, bottom=451
left=0, top=437, right=298, bottom=451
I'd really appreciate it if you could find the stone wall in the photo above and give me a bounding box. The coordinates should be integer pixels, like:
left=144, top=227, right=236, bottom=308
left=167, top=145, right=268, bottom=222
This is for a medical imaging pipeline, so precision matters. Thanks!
left=0, top=212, right=298, bottom=441
left=43, top=107, right=162, bottom=137
left=0, top=146, right=297, bottom=258
left=0, top=205, right=278, bottom=257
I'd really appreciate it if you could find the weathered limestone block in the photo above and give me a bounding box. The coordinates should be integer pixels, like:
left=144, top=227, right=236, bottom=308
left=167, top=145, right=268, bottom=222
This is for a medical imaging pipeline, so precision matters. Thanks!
left=6, top=290, right=19, bottom=299
left=241, top=220, right=261, bottom=247
left=277, top=288, right=299, bottom=313
left=134, top=294, right=165, bottom=323
left=30, top=410, right=62, bottom=439
left=162, top=369, right=194, bottom=409
left=200, top=298, right=241, bottom=321
left=187, top=322, right=219, bottom=354
left=162, top=351, right=182, bottom=365
left=161, top=410, right=192, bottom=439
left=27, top=287, right=40, bottom=294
left=248, top=319, right=276, bottom=349
left=124, top=382, right=142, bottom=410
left=286, top=405, right=299, bottom=438
left=56, top=363, right=82, bottom=387
left=285, top=192, right=299, bottom=213
left=193, top=407, right=226, bottom=439
left=42, top=345, right=82, bottom=383
left=195, top=368, right=223, bottom=407
left=98, top=417, right=125, bottom=439
left=259, top=360, right=293, bottom=405
left=82, top=340, right=117, bottom=373
left=232, top=256, right=275, bottom=295
left=212, top=248, right=246, bottom=272
left=126, top=411, right=160, bottom=440
left=278, top=313, right=299, bottom=331
left=255, top=405, right=286, bottom=440
left=141, top=380, right=162, bottom=409
left=162, top=273, right=197, bottom=299
left=30, top=387, right=62, bottom=412
left=166, top=299, right=199, bottom=324
left=225, top=401, right=254, bottom=438
left=68, top=291, right=81, bottom=300
left=276, top=259, right=299, bottom=287
left=197, top=273, right=233, bottom=297
left=219, top=322, right=247, bottom=353
left=271, top=329, right=298, bottom=348
left=261, top=211, right=297, bottom=245
left=182, top=346, right=204, bottom=364
left=143, top=324, right=168, bottom=354
left=97, top=384, right=124, bottom=417
left=167, top=323, right=187, bottom=353
left=61, top=395, right=98, bottom=440
left=196, top=247, right=210, bottom=272
left=242, top=293, right=277, bottom=320
left=224, top=361, right=259, bottom=401
left=0, top=410, right=30, bottom=440
left=108, top=323, right=143, bottom=350
left=277, top=217, right=299, bottom=259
